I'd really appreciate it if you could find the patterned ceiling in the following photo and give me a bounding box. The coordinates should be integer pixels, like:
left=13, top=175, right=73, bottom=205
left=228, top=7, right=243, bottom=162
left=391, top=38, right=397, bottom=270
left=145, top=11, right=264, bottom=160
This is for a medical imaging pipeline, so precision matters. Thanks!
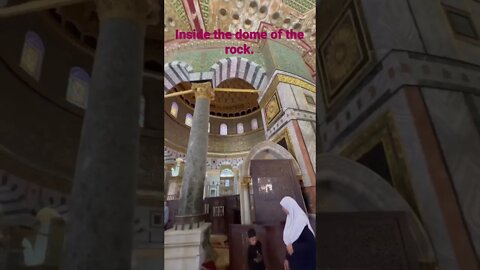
left=164, top=0, right=316, bottom=57
left=174, top=78, right=260, bottom=117
left=43, top=0, right=315, bottom=75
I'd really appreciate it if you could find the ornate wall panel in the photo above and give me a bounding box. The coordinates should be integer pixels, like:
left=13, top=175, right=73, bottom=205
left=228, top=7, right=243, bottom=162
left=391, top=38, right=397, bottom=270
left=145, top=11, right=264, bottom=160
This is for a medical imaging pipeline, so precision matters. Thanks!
left=318, top=0, right=374, bottom=111
left=264, top=93, right=282, bottom=127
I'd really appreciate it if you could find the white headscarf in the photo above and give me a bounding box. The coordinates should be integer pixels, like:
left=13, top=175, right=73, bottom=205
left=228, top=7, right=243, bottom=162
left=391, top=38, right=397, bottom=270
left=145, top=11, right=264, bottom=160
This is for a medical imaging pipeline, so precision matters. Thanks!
left=280, top=196, right=315, bottom=245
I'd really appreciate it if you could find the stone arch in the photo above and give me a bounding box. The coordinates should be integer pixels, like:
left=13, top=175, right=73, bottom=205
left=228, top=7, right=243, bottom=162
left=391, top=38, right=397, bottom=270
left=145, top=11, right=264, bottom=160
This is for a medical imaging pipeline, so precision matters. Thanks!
left=241, top=141, right=301, bottom=177
left=163, top=61, right=193, bottom=92
left=317, top=154, right=436, bottom=264
left=210, top=57, right=268, bottom=91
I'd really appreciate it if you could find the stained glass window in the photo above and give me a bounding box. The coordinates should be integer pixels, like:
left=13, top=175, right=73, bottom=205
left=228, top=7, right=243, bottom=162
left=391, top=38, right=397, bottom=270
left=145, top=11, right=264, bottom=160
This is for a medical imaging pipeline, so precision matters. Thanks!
left=185, top=113, right=192, bottom=127
left=66, top=67, right=90, bottom=109
left=237, top=123, right=244, bottom=134
left=251, top=118, right=258, bottom=130
left=170, top=102, right=178, bottom=118
left=220, top=123, right=228, bottom=135
left=20, top=31, right=45, bottom=80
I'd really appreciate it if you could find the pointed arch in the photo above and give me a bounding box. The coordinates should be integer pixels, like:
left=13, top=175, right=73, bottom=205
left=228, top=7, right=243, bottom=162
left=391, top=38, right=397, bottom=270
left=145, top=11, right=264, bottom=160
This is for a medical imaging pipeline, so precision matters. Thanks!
left=241, top=141, right=301, bottom=177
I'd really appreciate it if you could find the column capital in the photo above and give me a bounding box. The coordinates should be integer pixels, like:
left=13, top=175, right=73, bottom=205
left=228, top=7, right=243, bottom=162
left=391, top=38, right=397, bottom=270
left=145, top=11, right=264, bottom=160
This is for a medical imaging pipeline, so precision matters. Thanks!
left=241, top=176, right=251, bottom=187
left=96, top=0, right=160, bottom=25
left=192, top=82, right=215, bottom=100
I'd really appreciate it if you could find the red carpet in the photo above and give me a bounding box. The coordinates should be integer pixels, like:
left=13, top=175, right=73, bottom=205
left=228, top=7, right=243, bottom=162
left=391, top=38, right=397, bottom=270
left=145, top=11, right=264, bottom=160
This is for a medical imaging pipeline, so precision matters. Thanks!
left=202, top=261, right=217, bottom=270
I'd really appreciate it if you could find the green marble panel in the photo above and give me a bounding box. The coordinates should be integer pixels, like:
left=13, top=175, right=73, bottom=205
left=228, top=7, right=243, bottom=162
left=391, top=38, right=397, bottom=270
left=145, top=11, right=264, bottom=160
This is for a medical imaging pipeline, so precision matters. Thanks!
left=166, top=48, right=266, bottom=72
left=263, top=40, right=311, bottom=80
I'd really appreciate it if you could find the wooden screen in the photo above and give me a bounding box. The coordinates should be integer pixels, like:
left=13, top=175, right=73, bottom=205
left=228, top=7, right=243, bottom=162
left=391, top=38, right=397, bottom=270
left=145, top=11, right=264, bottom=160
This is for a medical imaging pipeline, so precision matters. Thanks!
left=250, top=159, right=305, bottom=225
left=167, top=195, right=240, bottom=234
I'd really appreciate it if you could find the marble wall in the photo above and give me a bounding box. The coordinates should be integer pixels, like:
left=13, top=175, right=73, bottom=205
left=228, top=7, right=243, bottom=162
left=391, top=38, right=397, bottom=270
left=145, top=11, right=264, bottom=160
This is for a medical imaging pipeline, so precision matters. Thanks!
left=423, top=88, right=480, bottom=260
left=317, top=1, right=480, bottom=268
left=260, top=72, right=317, bottom=187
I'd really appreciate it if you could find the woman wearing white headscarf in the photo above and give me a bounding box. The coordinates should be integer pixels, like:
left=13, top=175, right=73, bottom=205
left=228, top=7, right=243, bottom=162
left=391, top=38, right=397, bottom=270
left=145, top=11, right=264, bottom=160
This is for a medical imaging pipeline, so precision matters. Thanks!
left=280, top=196, right=316, bottom=270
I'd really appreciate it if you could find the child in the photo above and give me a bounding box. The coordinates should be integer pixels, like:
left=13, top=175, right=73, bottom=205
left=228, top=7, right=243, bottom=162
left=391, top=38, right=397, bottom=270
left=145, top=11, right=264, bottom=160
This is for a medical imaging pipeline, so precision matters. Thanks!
left=246, top=228, right=266, bottom=270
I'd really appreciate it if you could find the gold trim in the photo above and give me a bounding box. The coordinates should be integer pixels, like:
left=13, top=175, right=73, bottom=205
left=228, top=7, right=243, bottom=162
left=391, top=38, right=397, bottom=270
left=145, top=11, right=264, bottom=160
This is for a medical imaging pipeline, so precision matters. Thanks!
left=241, top=177, right=251, bottom=188
left=277, top=74, right=316, bottom=93
left=271, top=127, right=297, bottom=160
left=340, top=112, right=419, bottom=215
left=260, top=73, right=316, bottom=108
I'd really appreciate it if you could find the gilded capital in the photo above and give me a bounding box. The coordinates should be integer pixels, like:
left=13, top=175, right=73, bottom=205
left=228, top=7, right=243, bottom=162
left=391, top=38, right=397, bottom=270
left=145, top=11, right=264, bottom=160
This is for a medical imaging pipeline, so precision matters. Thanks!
left=241, top=177, right=251, bottom=187
left=96, top=0, right=160, bottom=25
left=192, top=82, right=215, bottom=100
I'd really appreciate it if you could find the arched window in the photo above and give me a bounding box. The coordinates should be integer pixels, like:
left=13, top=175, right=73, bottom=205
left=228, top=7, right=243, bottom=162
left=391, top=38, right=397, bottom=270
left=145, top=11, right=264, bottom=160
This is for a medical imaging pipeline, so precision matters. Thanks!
left=251, top=118, right=258, bottom=130
left=185, top=113, right=193, bottom=127
left=139, top=96, right=145, bottom=127
left=66, top=67, right=90, bottom=109
left=220, top=169, right=234, bottom=177
left=170, top=102, right=178, bottom=118
left=220, top=123, right=228, bottom=135
left=20, top=31, right=45, bottom=80
left=237, top=123, right=244, bottom=134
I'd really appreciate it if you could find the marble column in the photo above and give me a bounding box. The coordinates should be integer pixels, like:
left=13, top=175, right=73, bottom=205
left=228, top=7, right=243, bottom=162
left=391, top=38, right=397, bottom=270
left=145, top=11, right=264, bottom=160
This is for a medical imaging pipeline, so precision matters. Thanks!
left=63, top=1, right=159, bottom=269
left=233, top=167, right=239, bottom=195
left=176, top=82, right=214, bottom=228
left=241, top=177, right=252, bottom=224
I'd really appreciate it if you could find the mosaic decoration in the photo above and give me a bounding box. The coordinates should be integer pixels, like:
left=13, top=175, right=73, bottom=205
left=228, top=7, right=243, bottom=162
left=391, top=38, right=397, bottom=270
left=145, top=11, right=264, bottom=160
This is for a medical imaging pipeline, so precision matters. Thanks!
left=164, top=0, right=191, bottom=41
left=278, top=74, right=315, bottom=92
left=20, top=31, right=45, bottom=81
left=265, top=93, right=282, bottom=126
left=66, top=67, right=90, bottom=109
left=199, top=0, right=210, bottom=26
left=284, top=0, right=315, bottom=14
left=318, top=0, right=373, bottom=110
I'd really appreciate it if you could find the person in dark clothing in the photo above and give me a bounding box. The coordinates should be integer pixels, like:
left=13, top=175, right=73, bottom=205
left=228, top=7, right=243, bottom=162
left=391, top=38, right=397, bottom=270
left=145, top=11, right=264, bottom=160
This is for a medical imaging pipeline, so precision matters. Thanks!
left=246, top=228, right=266, bottom=270
left=280, top=196, right=316, bottom=270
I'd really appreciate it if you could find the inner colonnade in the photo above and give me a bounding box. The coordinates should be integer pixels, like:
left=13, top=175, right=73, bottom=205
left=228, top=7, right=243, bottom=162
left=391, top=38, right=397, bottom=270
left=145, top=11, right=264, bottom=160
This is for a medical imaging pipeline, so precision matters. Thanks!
left=163, top=56, right=317, bottom=269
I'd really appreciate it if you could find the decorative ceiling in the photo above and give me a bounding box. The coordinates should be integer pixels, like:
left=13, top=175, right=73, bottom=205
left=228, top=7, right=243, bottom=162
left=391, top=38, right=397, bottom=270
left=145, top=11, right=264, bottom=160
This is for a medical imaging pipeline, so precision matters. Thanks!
left=46, top=2, right=164, bottom=67
left=171, top=78, right=260, bottom=117
left=164, top=0, right=316, bottom=73
left=42, top=0, right=315, bottom=75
